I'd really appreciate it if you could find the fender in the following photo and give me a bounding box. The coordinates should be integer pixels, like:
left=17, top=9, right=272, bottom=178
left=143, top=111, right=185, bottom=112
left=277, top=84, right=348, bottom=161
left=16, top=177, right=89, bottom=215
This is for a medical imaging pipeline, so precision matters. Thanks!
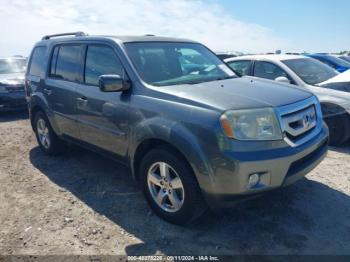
left=320, top=102, right=348, bottom=118
left=129, top=116, right=215, bottom=194
left=29, top=92, right=61, bottom=135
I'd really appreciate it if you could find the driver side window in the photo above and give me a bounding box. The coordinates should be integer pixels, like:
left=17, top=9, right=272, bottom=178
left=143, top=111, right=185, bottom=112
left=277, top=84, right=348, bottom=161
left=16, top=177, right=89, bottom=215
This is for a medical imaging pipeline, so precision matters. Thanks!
left=254, top=61, right=290, bottom=81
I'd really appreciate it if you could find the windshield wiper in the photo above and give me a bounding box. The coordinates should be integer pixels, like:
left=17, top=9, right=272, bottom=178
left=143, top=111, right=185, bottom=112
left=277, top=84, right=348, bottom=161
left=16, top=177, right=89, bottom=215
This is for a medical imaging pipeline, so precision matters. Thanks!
left=199, top=76, right=236, bottom=83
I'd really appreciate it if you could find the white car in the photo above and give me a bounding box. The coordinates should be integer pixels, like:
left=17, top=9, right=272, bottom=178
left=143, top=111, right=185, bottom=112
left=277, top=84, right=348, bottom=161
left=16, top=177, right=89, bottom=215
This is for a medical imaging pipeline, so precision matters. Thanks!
left=225, top=55, right=350, bottom=146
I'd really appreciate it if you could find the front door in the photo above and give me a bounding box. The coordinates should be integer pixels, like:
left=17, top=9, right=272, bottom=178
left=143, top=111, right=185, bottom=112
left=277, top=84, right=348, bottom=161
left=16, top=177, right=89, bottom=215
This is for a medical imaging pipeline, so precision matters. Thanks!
left=75, top=44, right=130, bottom=158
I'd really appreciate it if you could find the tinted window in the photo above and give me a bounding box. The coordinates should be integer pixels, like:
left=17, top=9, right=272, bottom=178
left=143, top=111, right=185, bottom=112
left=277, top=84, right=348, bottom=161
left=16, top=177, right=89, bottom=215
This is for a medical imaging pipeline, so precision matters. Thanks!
left=254, top=61, right=289, bottom=80
left=50, top=47, right=59, bottom=76
left=227, top=60, right=251, bottom=76
left=29, top=46, right=47, bottom=77
left=51, top=45, right=82, bottom=82
left=322, top=56, right=350, bottom=67
left=317, top=58, right=336, bottom=68
left=125, top=42, right=236, bottom=86
left=339, top=56, right=350, bottom=63
left=282, top=58, right=338, bottom=85
left=85, top=45, right=123, bottom=86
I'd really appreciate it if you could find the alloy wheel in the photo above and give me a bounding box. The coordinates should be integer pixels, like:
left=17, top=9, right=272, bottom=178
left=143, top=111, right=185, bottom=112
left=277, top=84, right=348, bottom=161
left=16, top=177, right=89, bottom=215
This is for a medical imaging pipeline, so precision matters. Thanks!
left=37, top=118, right=51, bottom=149
left=147, top=162, right=185, bottom=213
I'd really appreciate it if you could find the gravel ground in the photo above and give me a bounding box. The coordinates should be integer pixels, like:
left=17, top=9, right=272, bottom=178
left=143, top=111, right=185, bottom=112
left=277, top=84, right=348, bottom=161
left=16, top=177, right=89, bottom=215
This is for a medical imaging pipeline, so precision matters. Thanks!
left=0, top=111, right=350, bottom=256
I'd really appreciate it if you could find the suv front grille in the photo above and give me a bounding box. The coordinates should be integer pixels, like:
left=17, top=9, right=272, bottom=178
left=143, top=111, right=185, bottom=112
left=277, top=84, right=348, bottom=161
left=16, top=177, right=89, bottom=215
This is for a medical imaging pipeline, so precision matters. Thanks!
left=276, top=96, right=322, bottom=147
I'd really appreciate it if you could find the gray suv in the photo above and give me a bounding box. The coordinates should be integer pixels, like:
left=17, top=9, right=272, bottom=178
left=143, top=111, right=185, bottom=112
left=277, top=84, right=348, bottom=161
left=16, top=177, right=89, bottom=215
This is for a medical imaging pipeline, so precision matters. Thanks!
left=25, top=32, right=329, bottom=224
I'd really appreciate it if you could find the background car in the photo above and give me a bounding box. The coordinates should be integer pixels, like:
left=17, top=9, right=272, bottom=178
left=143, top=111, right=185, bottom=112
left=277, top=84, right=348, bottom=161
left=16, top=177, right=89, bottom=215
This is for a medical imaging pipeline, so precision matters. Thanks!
left=0, top=57, right=27, bottom=111
left=225, top=55, right=350, bottom=146
left=336, top=55, right=350, bottom=63
left=306, top=54, right=350, bottom=73
left=215, top=51, right=244, bottom=60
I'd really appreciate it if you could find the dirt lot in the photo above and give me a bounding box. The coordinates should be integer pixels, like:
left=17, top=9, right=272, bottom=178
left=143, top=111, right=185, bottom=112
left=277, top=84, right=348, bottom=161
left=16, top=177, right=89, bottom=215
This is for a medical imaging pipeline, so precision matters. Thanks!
left=0, top=111, right=350, bottom=256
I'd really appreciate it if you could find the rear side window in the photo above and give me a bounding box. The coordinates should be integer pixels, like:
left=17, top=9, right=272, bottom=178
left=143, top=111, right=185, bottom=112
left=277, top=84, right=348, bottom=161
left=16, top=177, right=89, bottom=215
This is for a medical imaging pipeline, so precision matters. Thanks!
left=253, top=61, right=289, bottom=80
left=84, top=45, right=123, bottom=86
left=29, top=46, right=47, bottom=78
left=227, top=60, right=251, bottom=76
left=50, top=45, right=82, bottom=82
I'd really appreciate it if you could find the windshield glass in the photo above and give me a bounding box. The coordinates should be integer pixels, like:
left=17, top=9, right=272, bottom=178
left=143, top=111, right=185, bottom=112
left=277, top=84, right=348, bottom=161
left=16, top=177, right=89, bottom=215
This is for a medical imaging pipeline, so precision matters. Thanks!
left=323, top=55, right=350, bottom=67
left=339, top=56, right=350, bottom=63
left=0, top=59, right=26, bottom=74
left=282, top=58, right=338, bottom=85
left=124, top=42, right=236, bottom=86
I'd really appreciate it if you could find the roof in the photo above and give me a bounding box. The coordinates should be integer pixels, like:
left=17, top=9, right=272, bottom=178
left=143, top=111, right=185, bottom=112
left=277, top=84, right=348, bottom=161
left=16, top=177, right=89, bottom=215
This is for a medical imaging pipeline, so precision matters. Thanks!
left=38, top=33, right=196, bottom=45
left=307, top=53, right=331, bottom=58
left=108, top=35, right=196, bottom=43
left=224, top=54, right=310, bottom=62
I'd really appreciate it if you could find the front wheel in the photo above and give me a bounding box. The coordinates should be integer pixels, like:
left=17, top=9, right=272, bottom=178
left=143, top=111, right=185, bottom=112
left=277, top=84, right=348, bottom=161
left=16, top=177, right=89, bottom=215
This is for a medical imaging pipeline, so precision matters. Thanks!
left=139, top=147, right=207, bottom=225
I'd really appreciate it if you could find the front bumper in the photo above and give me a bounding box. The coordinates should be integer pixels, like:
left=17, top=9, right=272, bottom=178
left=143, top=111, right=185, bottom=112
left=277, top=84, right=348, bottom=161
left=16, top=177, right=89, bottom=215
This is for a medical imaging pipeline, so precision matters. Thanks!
left=0, top=91, right=27, bottom=111
left=204, top=123, right=329, bottom=209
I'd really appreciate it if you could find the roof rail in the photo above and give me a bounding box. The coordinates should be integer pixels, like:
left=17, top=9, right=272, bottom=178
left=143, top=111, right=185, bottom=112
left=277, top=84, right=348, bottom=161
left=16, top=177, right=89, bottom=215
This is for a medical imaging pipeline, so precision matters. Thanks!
left=41, top=32, right=87, bottom=40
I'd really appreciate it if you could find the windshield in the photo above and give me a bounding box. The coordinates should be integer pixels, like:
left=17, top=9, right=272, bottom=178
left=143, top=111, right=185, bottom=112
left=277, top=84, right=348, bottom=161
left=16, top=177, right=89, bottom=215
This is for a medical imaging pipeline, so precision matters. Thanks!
left=0, top=59, right=26, bottom=74
left=322, top=55, right=350, bottom=68
left=339, top=56, right=350, bottom=63
left=124, top=42, right=236, bottom=86
left=282, top=58, right=338, bottom=85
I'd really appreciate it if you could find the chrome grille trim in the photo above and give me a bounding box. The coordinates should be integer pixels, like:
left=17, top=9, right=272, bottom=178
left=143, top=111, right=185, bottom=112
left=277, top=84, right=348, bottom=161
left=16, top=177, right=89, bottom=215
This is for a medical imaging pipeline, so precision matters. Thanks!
left=275, top=96, right=323, bottom=147
left=282, top=105, right=316, bottom=137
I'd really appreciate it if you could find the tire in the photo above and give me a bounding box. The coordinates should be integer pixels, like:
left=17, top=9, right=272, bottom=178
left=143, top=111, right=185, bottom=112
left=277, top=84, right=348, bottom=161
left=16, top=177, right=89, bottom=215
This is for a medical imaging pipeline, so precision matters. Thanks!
left=139, top=146, right=207, bottom=225
left=33, top=111, right=65, bottom=155
left=325, top=114, right=350, bottom=147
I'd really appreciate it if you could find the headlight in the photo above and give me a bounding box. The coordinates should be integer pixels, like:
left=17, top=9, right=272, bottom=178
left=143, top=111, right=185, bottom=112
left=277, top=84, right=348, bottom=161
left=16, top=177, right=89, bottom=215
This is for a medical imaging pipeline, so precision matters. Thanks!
left=220, top=108, right=282, bottom=140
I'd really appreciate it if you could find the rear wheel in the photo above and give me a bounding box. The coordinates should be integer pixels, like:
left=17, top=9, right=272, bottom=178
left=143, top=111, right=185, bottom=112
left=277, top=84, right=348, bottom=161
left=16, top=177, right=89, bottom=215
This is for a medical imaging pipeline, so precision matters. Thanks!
left=139, top=147, right=207, bottom=225
left=325, top=114, right=350, bottom=146
left=34, top=111, right=64, bottom=155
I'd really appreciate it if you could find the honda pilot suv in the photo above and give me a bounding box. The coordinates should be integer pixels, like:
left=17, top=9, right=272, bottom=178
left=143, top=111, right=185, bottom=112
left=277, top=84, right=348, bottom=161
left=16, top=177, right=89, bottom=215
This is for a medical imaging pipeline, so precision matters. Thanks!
left=25, top=32, right=329, bottom=224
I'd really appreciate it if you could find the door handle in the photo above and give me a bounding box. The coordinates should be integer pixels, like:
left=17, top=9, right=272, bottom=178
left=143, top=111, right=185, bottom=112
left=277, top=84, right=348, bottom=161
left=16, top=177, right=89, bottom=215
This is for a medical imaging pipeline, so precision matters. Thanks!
left=43, top=88, right=52, bottom=95
left=77, top=97, right=88, bottom=105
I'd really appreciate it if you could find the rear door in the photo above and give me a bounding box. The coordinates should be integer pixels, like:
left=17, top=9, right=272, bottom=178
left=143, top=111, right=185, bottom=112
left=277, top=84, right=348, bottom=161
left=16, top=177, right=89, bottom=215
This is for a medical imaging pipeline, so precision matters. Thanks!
left=75, top=43, right=130, bottom=157
left=45, top=44, right=84, bottom=139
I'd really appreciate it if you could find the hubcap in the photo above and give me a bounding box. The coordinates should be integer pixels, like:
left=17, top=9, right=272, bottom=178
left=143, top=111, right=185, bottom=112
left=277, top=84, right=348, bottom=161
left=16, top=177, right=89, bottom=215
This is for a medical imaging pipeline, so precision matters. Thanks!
left=37, top=118, right=50, bottom=149
left=147, top=162, right=185, bottom=213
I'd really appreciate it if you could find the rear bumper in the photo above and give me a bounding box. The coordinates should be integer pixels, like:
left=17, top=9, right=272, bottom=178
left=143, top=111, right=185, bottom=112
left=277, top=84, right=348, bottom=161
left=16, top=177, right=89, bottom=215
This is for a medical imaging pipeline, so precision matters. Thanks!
left=0, top=91, right=27, bottom=111
left=203, top=123, right=329, bottom=209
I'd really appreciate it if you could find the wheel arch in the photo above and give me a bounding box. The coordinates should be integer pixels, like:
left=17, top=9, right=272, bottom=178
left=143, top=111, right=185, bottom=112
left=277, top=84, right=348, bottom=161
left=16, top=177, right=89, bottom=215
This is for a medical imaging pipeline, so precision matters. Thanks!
left=129, top=118, right=214, bottom=194
left=320, top=102, right=348, bottom=119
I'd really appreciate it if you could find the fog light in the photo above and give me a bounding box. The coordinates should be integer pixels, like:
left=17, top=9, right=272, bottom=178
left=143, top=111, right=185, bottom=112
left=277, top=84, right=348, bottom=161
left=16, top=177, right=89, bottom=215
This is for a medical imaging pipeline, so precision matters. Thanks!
left=248, top=173, right=260, bottom=188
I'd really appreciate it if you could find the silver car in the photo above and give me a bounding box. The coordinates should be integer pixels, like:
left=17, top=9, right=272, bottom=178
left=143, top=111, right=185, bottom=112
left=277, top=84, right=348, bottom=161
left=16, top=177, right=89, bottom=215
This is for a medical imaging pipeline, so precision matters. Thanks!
left=225, top=55, right=350, bottom=146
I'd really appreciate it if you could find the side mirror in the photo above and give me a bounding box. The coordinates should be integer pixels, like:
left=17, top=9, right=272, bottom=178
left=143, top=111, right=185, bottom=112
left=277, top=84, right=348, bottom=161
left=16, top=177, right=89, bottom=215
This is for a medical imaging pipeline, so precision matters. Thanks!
left=275, top=76, right=291, bottom=84
left=98, top=75, right=130, bottom=92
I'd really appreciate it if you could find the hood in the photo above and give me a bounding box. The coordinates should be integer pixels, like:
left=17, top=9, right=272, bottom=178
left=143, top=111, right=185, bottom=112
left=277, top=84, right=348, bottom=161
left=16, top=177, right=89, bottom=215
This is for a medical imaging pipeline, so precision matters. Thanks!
left=319, top=69, right=350, bottom=85
left=0, top=72, right=25, bottom=85
left=318, top=70, right=350, bottom=92
left=155, top=76, right=312, bottom=111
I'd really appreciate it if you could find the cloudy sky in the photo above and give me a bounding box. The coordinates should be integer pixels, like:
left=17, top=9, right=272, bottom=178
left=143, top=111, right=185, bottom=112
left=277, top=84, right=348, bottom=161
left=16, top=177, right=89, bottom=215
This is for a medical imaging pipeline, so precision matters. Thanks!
left=0, top=0, right=349, bottom=56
